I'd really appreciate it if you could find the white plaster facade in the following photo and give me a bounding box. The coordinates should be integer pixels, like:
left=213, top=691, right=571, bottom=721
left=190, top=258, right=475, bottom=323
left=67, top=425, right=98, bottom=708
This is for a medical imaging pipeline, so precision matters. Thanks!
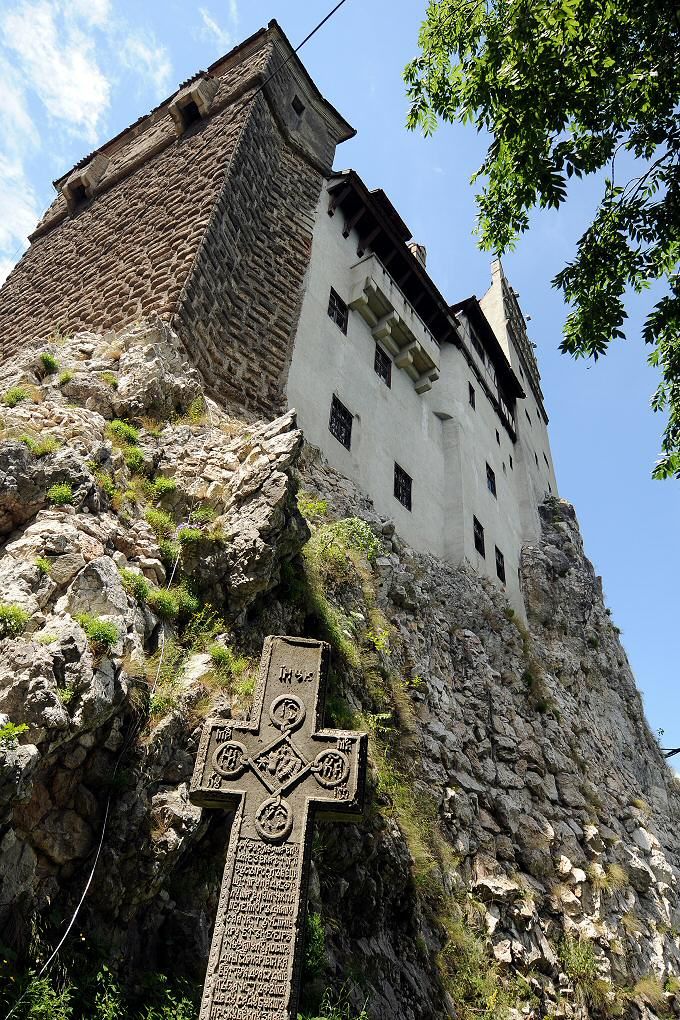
left=286, top=177, right=558, bottom=611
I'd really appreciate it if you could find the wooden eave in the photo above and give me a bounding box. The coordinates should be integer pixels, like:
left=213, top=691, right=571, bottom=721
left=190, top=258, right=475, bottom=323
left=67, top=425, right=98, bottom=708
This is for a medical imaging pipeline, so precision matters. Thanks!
left=451, top=296, right=525, bottom=401
left=327, top=171, right=460, bottom=348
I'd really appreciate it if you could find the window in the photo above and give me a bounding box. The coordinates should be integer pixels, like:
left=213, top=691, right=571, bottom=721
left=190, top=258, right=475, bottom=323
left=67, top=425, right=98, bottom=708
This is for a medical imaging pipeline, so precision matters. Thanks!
left=468, top=383, right=476, bottom=409
left=394, top=463, right=412, bottom=511
left=543, top=452, right=550, bottom=468
left=534, top=451, right=539, bottom=466
left=328, top=395, right=352, bottom=449
left=69, top=181, right=88, bottom=209
left=328, top=288, right=348, bottom=334
left=473, top=516, right=485, bottom=557
left=178, top=99, right=201, bottom=131
left=525, top=409, right=532, bottom=426
left=495, top=430, right=500, bottom=445
left=495, top=547, right=506, bottom=583
left=486, top=463, right=497, bottom=498
left=291, top=94, right=305, bottom=116
left=509, top=454, right=513, bottom=470
left=374, top=346, right=392, bottom=387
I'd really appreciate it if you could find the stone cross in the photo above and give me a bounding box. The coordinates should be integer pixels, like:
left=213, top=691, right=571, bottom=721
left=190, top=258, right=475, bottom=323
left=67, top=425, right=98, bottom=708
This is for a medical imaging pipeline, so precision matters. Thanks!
left=190, top=635, right=367, bottom=1020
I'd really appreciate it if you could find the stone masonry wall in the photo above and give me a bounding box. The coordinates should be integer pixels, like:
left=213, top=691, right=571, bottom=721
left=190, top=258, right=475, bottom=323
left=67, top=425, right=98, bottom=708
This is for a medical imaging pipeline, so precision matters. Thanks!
left=175, top=87, right=324, bottom=415
left=0, top=41, right=271, bottom=356
left=0, top=27, right=340, bottom=419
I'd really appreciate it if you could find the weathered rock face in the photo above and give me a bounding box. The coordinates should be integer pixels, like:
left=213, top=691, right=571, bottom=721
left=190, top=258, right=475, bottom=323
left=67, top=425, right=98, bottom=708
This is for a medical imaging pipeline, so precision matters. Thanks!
left=0, top=321, right=678, bottom=1020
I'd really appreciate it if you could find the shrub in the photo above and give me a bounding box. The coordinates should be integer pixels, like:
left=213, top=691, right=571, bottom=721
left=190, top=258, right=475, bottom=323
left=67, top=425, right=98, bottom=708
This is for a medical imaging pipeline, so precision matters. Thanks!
left=146, top=476, right=177, bottom=500
left=159, top=539, right=181, bottom=569
left=0, top=602, right=30, bottom=637
left=20, top=434, right=60, bottom=457
left=186, top=395, right=207, bottom=424
left=124, top=447, right=146, bottom=473
left=147, top=588, right=179, bottom=620
left=178, top=526, right=203, bottom=544
left=40, top=352, right=59, bottom=375
left=0, top=721, right=29, bottom=747
left=146, top=584, right=199, bottom=622
left=100, top=371, right=118, bottom=389
left=3, top=386, right=29, bottom=407
left=119, top=567, right=151, bottom=602
left=58, top=370, right=73, bottom=385
left=297, top=491, right=329, bottom=521
left=75, top=613, right=119, bottom=652
left=303, top=912, right=326, bottom=979
left=94, top=469, right=115, bottom=498
left=34, top=557, right=51, bottom=577
left=107, top=419, right=139, bottom=445
left=208, top=643, right=248, bottom=687
left=299, top=988, right=369, bottom=1020
left=189, top=505, right=216, bottom=524
left=46, top=482, right=74, bottom=505
left=145, top=508, right=175, bottom=539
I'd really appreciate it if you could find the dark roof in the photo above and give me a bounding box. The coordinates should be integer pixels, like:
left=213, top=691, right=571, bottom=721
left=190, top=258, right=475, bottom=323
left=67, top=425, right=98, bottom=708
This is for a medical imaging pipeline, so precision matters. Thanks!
left=54, top=20, right=354, bottom=189
left=451, top=296, right=525, bottom=400
left=327, top=169, right=459, bottom=347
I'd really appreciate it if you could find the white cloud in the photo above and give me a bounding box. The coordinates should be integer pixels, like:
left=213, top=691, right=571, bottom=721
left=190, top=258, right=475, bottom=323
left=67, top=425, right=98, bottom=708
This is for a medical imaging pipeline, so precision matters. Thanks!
left=120, top=33, right=172, bottom=98
left=199, top=7, right=233, bottom=52
left=0, top=155, right=40, bottom=256
left=66, top=0, right=111, bottom=27
left=2, top=0, right=110, bottom=141
left=229, top=0, right=239, bottom=26
left=0, top=56, right=39, bottom=155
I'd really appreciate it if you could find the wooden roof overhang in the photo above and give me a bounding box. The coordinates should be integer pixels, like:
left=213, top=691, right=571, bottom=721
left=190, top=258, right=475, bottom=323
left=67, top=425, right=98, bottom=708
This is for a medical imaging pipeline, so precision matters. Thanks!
left=451, top=296, right=525, bottom=402
left=327, top=171, right=460, bottom=349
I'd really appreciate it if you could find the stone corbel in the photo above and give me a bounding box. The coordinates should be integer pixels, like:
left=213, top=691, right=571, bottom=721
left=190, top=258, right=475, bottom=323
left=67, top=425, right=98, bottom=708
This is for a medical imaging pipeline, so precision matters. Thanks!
left=372, top=312, right=399, bottom=353
left=61, top=153, right=109, bottom=214
left=394, top=342, right=417, bottom=370
left=169, top=76, right=219, bottom=135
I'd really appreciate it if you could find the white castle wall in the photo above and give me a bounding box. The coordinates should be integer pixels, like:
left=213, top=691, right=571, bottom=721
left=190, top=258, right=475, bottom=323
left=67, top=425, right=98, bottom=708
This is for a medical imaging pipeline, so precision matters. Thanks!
left=286, top=181, right=558, bottom=611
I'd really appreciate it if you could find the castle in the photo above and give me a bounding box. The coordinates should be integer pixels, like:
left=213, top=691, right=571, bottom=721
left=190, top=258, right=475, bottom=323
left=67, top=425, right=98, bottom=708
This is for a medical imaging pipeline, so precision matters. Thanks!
left=0, top=20, right=557, bottom=609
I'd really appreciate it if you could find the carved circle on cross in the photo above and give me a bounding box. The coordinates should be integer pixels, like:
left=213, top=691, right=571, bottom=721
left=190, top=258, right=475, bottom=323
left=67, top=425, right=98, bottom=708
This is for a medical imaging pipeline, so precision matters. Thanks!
left=312, top=749, right=350, bottom=788
left=212, top=740, right=248, bottom=778
left=269, top=693, right=306, bottom=732
left=255, top=794, right=294, bottom=842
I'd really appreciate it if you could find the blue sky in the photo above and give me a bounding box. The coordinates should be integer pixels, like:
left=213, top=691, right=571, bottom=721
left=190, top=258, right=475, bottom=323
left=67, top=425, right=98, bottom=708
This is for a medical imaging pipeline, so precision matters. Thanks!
left=1, top=0, right=677, bottom=749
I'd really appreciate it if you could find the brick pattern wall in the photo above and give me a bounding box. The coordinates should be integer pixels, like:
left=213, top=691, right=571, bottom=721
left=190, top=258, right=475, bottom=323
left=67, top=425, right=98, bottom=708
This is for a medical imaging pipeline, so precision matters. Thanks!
left=0, top=28, right=343, bottom=420
left=175, top=89, right=324, bottom=415
left=0, top=43, right=269, bottom=357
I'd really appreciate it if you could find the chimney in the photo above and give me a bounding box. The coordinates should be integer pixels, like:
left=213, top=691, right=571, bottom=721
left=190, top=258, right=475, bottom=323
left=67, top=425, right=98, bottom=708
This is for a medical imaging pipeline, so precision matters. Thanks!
left=407, top=242, right=427, bottom=267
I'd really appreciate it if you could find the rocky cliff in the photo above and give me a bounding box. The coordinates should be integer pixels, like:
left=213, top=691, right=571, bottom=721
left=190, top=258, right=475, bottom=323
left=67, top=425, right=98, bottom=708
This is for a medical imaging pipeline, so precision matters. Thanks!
left=0, top=321, right=678, bottom=1020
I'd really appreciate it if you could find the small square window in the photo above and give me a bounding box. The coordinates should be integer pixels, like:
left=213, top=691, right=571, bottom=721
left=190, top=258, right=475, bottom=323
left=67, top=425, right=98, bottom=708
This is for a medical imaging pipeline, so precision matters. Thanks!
left=69, top=182, right=88, bottom=209
left=292, top=94, right=305, bottom=117
left=509, top=454, right=513, bottom=470
left=374, top=346, right=392, bottom=387
left=179, top=99, right=201, bottom=131
left=486, top=463, right=497, bottom=498
left=468, top=383, right=476, bottom=409
left=328, top=288, right=348, bottom=334
left=495, top=546, right=506, bottom=583
left=329, top=394, right=352, bottom=449
left=495, top=430, right=500, bottom=445
left=394, top=463, right=412, bottom=511
left=473, top=516, right=485, bottom=557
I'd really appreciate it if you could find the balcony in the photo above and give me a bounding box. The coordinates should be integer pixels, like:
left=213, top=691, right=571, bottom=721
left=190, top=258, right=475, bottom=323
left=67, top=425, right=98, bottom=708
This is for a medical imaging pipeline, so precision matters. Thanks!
left=348, top=254, right=440, bottom=394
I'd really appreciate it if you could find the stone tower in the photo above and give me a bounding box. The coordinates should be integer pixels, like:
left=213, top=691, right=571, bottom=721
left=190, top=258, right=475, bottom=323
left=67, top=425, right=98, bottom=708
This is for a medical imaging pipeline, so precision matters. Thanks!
left=0, top=21, right=353, bottom=415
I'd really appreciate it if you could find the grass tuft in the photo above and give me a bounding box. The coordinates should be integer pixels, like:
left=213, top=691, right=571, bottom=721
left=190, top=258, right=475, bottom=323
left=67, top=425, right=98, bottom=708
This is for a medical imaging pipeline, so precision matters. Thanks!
left=0, top=603, right=30, bottom=638
left=3, top=386, right=29, bottom=407
left=46, top=482, right=74, bottom=505
left=74, top=613, right=119, bottom=652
